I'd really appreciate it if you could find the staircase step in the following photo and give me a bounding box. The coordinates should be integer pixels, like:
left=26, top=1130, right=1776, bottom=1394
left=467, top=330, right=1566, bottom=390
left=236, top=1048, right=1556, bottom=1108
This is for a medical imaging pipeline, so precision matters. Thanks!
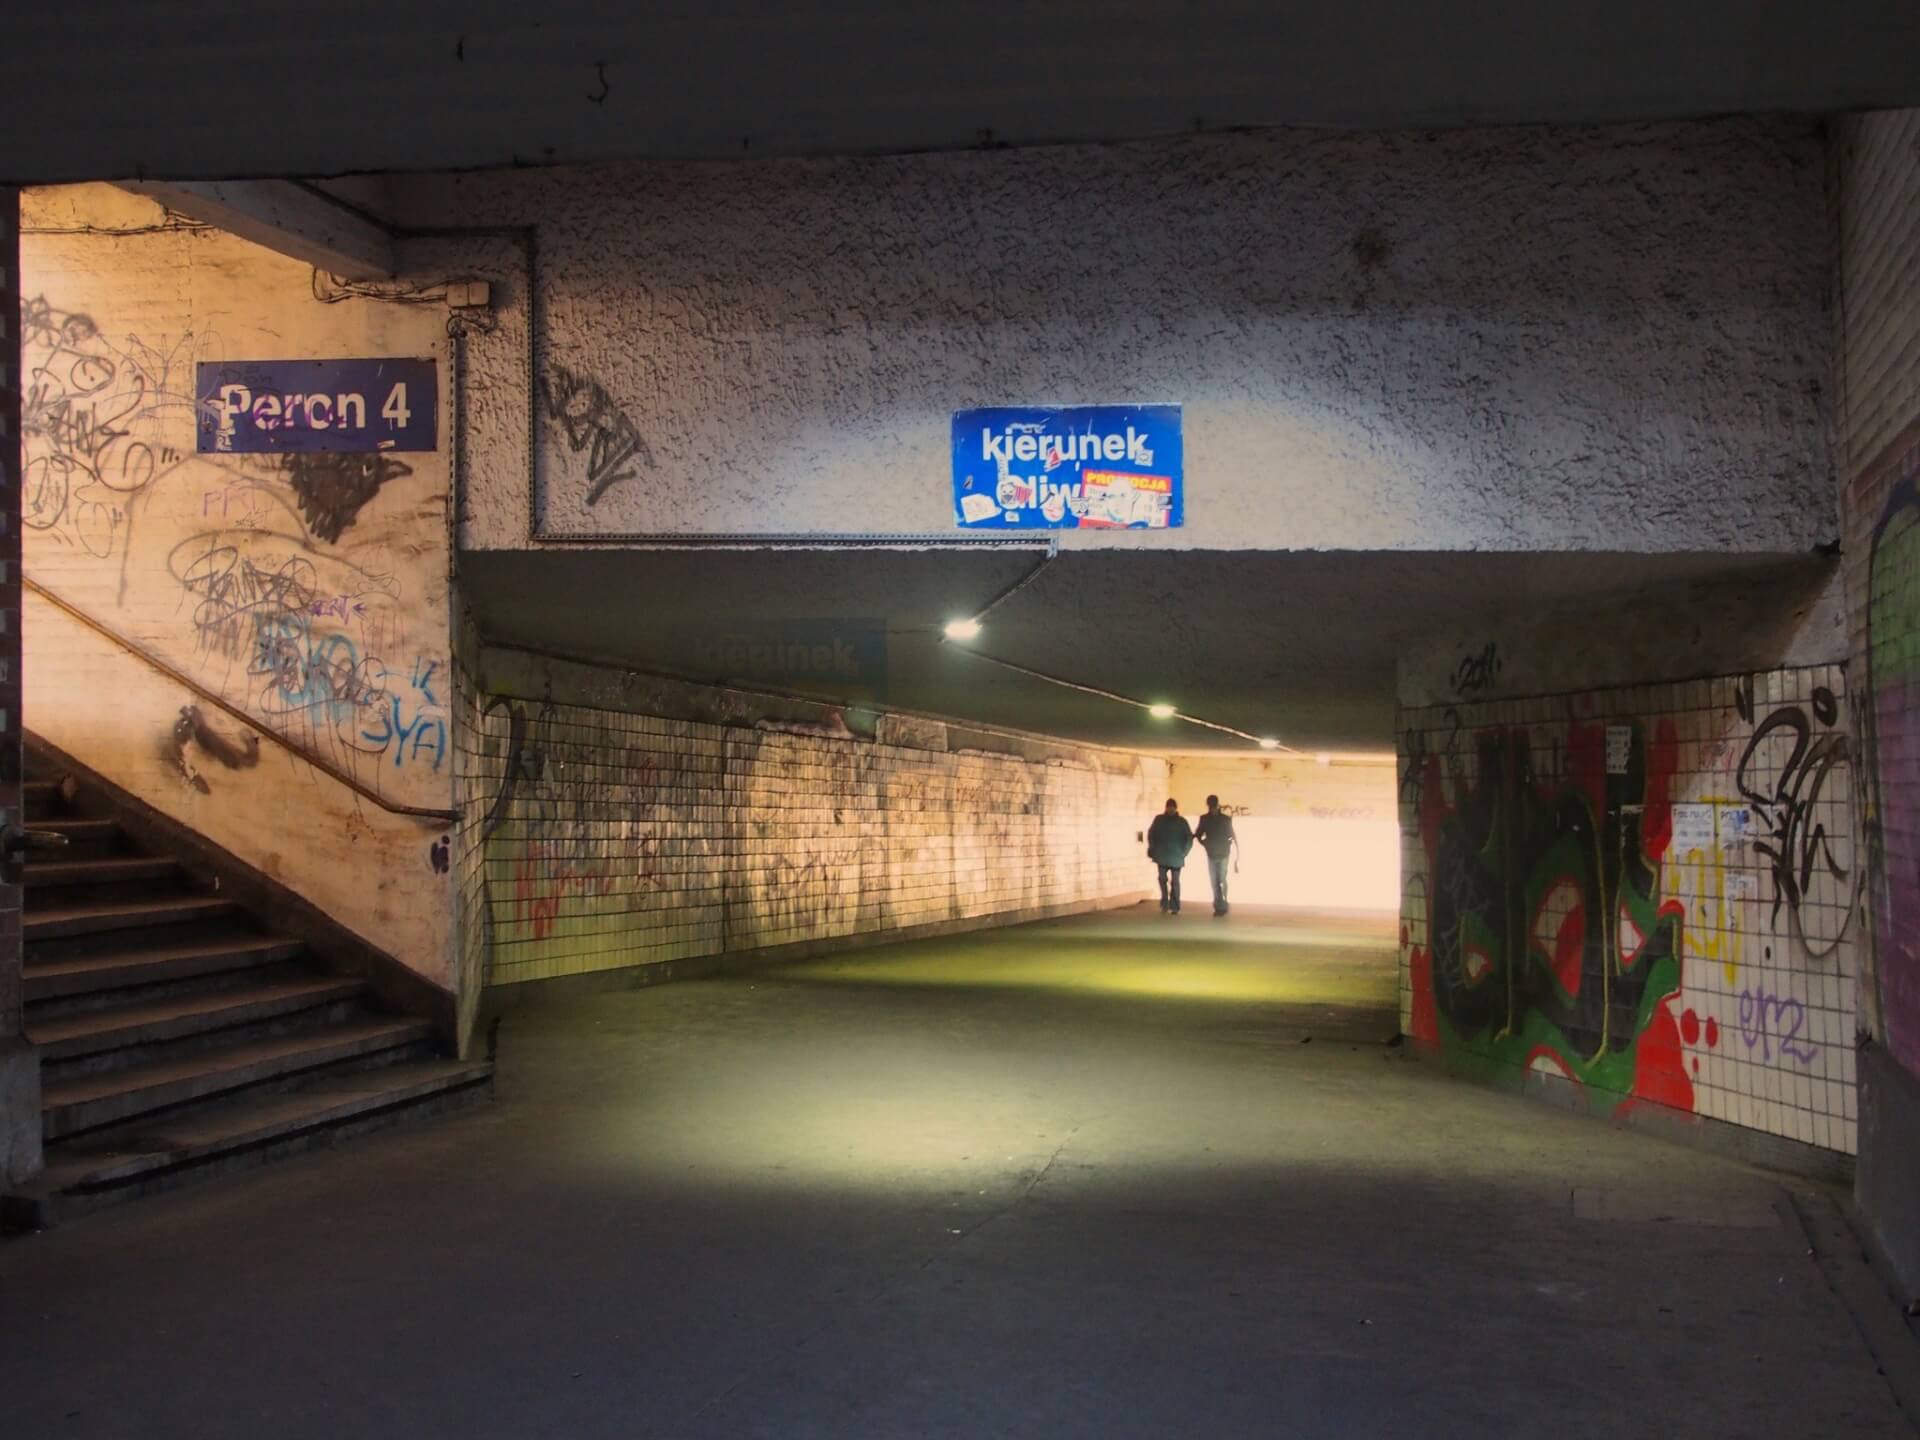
left=28, top=817, right=125, bottom=861
left=29, top=976, right=368, bottom=1060
left=40, top=1060, right=492, bottom=1196
left=31, top=818, right=120, bottom=843
left=26, top=893, right=237, bottom=941
left=25, top=935, right=307, bottom=1003
left=23, top=779, right=67, bottom=818
left=42, top=1018, right=435, bottom=1140
left=26, top=856, right=178, bottom=887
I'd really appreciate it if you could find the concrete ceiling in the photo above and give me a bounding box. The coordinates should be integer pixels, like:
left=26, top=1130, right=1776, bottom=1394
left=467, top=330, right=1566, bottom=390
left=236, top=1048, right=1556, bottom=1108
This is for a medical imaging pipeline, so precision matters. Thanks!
left=459, top=547, right=1832, bottom=754
left=4, top=3, right=1920, bottom=183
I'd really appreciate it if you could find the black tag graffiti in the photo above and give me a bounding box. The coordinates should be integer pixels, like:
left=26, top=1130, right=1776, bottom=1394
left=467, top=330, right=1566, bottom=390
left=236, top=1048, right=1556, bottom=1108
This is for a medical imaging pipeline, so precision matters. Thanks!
left=1734, top=684, right=1859, bottom=959
left=540, top=365, right=654, bottom=505
left=282, top=452, right=414, bottom=544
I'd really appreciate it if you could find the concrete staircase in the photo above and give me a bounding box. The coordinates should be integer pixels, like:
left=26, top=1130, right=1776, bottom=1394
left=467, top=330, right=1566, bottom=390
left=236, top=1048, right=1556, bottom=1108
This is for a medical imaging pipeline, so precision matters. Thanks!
left=18, top=765, right=489, bottom=1217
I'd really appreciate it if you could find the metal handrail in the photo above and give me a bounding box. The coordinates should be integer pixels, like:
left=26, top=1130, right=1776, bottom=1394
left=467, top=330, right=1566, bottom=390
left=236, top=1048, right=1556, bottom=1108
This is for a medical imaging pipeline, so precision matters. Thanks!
left=24, top=576, right=459, bottom=823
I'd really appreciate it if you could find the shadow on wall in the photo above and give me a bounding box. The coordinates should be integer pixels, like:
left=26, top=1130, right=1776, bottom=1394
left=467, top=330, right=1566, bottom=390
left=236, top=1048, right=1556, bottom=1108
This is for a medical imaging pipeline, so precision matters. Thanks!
left=1866, top=462, right=1920, bottom=1077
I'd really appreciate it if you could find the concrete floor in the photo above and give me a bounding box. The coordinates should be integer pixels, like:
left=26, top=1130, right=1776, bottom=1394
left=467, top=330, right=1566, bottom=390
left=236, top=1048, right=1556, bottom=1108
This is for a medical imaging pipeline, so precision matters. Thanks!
left=2, top=905, right=1912, bottom=1438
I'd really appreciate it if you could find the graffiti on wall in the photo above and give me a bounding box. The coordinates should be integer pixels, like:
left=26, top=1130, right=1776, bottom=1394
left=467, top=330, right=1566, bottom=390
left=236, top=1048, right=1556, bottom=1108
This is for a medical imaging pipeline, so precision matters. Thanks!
left=540, top=364, right=654, bottom=506
left=1405, top=717, right=1693, bottom=1110
left=280, top=452, right=414, bottom=545
left=1866, top=453, right=1920, bottom=1074
left=162, top=703, right=262, bottom=795
left=22, top=281, right=449, bottom=805
left=20, top=296, right=194, bottom=563
left=1451, top=641, right=1503, bottom=697
left=1732, top=681, right=1858, bottom=960
left=462, top=675, right=1165, bottom=989
left=474, top=697, right=664, bottom=951
left=1402, top=676, right=1859, bottom=1129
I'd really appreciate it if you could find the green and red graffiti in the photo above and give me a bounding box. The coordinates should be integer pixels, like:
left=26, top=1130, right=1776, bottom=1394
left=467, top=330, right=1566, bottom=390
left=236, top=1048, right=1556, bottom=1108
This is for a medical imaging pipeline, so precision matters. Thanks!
left=1407, top=717, right=1693, bottom=1115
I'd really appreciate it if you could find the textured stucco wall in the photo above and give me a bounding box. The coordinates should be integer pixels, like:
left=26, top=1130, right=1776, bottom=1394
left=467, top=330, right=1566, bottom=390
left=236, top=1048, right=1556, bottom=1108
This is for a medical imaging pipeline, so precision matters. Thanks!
left=400, top=119, right=1834, bottom=553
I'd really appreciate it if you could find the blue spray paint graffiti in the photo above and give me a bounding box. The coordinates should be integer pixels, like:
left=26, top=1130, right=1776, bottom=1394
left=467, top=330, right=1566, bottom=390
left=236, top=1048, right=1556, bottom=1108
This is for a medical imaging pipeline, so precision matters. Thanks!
left=247, top=615, right=446, bottom=772
left=250, top=613, right=383, bottom=720
left=362, top=692, right=448, bottom=771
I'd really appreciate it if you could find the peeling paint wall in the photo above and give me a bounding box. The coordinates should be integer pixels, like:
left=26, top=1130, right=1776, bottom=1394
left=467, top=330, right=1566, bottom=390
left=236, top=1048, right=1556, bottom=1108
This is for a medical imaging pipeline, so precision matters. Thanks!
left=19, top=185, right=457, bottom=989
left=395, top=118, right=1833, bottom=554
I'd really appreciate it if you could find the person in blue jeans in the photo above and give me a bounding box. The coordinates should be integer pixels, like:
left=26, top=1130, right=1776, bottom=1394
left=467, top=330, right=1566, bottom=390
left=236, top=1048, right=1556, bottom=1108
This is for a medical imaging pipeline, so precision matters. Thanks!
left=1193, top=795, right=1237, bottom=916
left=1145, top=798, right=1194, bottom=914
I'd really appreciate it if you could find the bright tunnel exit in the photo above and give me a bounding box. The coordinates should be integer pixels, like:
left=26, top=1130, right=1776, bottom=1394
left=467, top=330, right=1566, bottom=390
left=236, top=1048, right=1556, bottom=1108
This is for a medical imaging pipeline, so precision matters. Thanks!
left=1227, top=816, right=1400, bottom=910
left=1166, top=754, right=1400, bottom=913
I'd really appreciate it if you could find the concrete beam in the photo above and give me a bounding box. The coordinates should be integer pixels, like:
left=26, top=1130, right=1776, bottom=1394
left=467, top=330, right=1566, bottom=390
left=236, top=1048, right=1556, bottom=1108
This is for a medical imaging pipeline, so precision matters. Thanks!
left=115, top=180, right=394, bottom=281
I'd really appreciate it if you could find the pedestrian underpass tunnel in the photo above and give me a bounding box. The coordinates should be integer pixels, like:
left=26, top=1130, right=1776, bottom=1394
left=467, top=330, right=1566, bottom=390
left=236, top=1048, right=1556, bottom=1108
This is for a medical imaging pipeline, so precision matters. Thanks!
left=4, top=138, right=1899, bottom=1200
left=7, top=47, right=1920, bottom=1435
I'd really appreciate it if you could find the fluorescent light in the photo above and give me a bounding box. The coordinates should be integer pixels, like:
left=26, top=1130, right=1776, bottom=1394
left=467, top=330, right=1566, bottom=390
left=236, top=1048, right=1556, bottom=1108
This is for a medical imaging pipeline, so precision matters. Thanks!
left=943, top=618, right=982, bottom=641
left=1148, top=703, right=1176, bottom=719
left=1316, top=752, right=1332, bottom=765
left=1258, top=737, right=1280, bottom=750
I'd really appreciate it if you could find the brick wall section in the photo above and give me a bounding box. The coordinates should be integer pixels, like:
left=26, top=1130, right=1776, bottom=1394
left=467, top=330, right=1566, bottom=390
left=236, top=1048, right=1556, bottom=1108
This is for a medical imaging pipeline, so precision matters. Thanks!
left=454, top=664, right=1164, bottom=989
left=1836, top=111, right=1920, bottom=1078
left=1399, top=663, right=1861, bottom=1156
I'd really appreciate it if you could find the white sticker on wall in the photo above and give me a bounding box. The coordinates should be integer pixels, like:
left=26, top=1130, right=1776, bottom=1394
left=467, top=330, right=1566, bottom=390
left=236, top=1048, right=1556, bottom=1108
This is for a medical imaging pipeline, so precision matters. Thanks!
left=1717, top=805, right=1755, bottom=851
left=1670, top=803, right=1715, bottom=856
left=1605, top=725, right=1633, bottom=775
left=959, top=492, right=1001, bottom=524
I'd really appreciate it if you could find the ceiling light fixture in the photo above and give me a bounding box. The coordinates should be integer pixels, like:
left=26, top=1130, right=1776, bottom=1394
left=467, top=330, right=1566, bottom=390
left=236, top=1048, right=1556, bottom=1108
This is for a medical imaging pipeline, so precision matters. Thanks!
left=1259, top=737, right=1280, bottom=750
left=943, top=618, right=982, bottom=641
left=938, top=645, right=1287, bottom=748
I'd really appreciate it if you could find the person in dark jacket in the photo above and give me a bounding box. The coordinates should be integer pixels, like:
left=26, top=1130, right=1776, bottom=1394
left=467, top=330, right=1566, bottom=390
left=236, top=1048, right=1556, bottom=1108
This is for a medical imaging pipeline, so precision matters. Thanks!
left=1193, top=794, right=1237, bottom=916
left=1146, top=798, right=1194, bottom=914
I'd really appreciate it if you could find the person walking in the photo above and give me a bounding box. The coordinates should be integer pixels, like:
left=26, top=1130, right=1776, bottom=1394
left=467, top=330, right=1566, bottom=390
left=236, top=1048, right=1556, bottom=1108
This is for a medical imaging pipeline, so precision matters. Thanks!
left=1145, top=798, right=1194, bottom=914
left=1194, top=795, right=1237, bottom=917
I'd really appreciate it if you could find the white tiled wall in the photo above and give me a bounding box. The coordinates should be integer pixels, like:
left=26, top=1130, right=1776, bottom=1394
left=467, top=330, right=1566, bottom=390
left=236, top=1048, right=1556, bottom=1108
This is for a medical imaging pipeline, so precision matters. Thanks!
left=1399, top=664, right=1861, bottom=1155
left=1835, top=108, right=1920, bottom=1082
left=453, top=674, right=1165, bottom=988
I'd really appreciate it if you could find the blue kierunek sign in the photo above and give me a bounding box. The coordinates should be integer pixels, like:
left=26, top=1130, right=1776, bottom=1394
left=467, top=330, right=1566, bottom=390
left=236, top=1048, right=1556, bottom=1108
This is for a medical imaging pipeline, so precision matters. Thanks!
left=195, top=358, right=438, bottom=454
left=952, top=404, right=1183, bottom=529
